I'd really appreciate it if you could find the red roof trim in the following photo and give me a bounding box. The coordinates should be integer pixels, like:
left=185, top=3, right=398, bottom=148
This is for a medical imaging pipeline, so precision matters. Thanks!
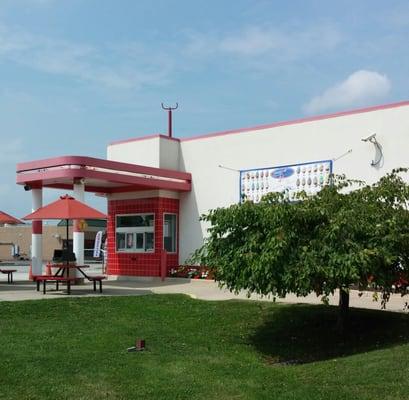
left=16, top=156, right=191, bottom=193
left=16, top=155, right=191, bottom=181
left=16, top=169, right=191, bottom=193
left=182, top=100, right=409, bottom=142
left=108, top=100, right=409, bottom=145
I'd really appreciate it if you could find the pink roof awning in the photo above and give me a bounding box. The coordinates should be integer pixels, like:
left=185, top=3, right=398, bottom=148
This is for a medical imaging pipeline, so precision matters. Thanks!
left=16, top=156, right=191, bottom=194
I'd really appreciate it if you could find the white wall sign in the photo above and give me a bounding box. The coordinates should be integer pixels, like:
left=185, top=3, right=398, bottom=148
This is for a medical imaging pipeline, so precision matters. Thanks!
left=240, top=159, right=333, bottom=203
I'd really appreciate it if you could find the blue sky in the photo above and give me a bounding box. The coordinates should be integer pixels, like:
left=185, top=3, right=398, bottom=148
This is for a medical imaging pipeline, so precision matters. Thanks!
left=1, top=0, right=408, bottom=216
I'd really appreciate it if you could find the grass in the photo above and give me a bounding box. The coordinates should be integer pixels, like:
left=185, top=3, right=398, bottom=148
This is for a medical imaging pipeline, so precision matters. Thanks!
left=0, top=295, right=408, bottom=400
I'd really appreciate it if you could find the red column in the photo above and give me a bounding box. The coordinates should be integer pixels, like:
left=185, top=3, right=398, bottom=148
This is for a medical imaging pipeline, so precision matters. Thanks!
left=160, top=250, right=167, bottom=281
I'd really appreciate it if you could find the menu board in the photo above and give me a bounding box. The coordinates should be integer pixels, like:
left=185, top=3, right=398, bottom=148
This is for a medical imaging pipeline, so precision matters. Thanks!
left=240, top=160, right=333, bottom=203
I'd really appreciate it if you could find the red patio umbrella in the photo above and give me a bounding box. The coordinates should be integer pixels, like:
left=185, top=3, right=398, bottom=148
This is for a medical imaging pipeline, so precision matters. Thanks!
left=22, top=194, right=107, bottom=253
left=0, top=211, right=23, bottom=225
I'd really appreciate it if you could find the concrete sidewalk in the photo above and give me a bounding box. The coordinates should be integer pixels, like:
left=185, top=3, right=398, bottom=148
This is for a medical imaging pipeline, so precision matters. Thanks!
left=0, top=269, right=408, bottom=313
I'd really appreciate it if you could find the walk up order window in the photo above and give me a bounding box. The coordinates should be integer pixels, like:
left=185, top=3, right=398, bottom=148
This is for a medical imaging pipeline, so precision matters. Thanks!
left=116, top=214, right=154, bottom=252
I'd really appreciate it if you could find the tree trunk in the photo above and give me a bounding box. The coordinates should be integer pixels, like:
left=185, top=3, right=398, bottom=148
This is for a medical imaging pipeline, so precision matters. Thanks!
left=337, top=288, right=350, bottom=334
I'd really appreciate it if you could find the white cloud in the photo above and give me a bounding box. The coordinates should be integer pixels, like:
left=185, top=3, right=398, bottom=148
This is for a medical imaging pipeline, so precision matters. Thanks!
left=303, top=70, right=391, bottom=115
left=220, top=27, right=285, bottom=56
left=0, top=24, right=171, bottom=90
left=0, top=22, right=343, bottom=88
left=184, top=24, right=342, bottom=61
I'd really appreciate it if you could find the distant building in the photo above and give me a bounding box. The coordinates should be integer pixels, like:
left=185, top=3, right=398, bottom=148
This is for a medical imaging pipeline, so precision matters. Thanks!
left=0, top=219, right=106, bottom=262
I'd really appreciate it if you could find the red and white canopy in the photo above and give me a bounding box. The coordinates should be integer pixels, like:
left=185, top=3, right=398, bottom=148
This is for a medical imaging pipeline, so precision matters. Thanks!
left=16, top=156, right=191, bottom=194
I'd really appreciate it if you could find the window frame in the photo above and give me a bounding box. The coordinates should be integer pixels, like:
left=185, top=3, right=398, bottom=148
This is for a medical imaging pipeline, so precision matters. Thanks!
left=163, top=213, right=178, bottom=254
left=116, top=213, right=155, bottom=253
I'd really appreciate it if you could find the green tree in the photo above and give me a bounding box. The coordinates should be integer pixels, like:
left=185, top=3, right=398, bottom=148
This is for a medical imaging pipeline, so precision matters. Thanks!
left=192, top=169, right=409, bottom=328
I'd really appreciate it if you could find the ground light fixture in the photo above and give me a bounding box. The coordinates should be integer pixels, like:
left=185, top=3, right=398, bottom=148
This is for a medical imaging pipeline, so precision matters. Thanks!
left=127, top=339, right=146, bottom=352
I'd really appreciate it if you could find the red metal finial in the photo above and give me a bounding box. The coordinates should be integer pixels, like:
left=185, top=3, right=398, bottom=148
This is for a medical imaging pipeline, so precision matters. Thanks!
left=161, top=103, right=178, bottom=138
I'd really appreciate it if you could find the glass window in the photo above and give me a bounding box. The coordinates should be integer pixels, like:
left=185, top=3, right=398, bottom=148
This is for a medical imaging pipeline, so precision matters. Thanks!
left=135, top=233, right=144, bottom=250
left=126, top=233, right=134, bottom=249
left=164, top=214, right=177, bottom=253
left=117, top=214, right=154, bottom=228
left=145, top=232, right=154, bottom=251
left=116, top=233, right=126, bottom=251
left=116, top=213, right=155, bottom=253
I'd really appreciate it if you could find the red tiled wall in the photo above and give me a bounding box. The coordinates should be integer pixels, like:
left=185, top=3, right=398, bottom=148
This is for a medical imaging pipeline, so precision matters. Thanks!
left=107, top=197, right=179, bottom=276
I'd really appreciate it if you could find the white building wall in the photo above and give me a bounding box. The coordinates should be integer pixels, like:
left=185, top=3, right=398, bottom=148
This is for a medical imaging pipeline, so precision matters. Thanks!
left=178, top=104, right=409, bottom=262
left=105, top=103, right=409, bottom=265
left=160, top=138, right=180, bottom=170
left=107, top=135, right=180, bottom=170
left=107, top=137, right=161, bottom=167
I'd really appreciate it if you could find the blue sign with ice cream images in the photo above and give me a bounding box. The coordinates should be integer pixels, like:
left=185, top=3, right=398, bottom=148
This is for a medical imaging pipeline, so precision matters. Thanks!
left=240, top=159, right=333, bottom=203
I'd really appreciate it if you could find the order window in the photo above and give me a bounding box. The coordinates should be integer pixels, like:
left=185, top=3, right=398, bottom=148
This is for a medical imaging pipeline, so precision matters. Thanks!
left=116, top=214, right=155, bottom=252
left=163, top=213, right=177, bottom=253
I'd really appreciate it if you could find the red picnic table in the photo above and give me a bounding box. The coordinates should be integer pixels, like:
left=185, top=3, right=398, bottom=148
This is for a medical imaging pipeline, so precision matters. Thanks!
left=35, top=264, right=106, bottom=294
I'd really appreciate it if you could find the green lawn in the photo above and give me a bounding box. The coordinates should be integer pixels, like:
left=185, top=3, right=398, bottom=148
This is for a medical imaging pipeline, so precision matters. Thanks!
left=0, top=295, right=408, bottom=400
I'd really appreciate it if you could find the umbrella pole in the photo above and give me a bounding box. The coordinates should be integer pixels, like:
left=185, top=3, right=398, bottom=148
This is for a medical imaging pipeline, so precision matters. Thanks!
left=66, top=219, right=69, bottom=251
left=66, top=219, right=69, bottom=278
